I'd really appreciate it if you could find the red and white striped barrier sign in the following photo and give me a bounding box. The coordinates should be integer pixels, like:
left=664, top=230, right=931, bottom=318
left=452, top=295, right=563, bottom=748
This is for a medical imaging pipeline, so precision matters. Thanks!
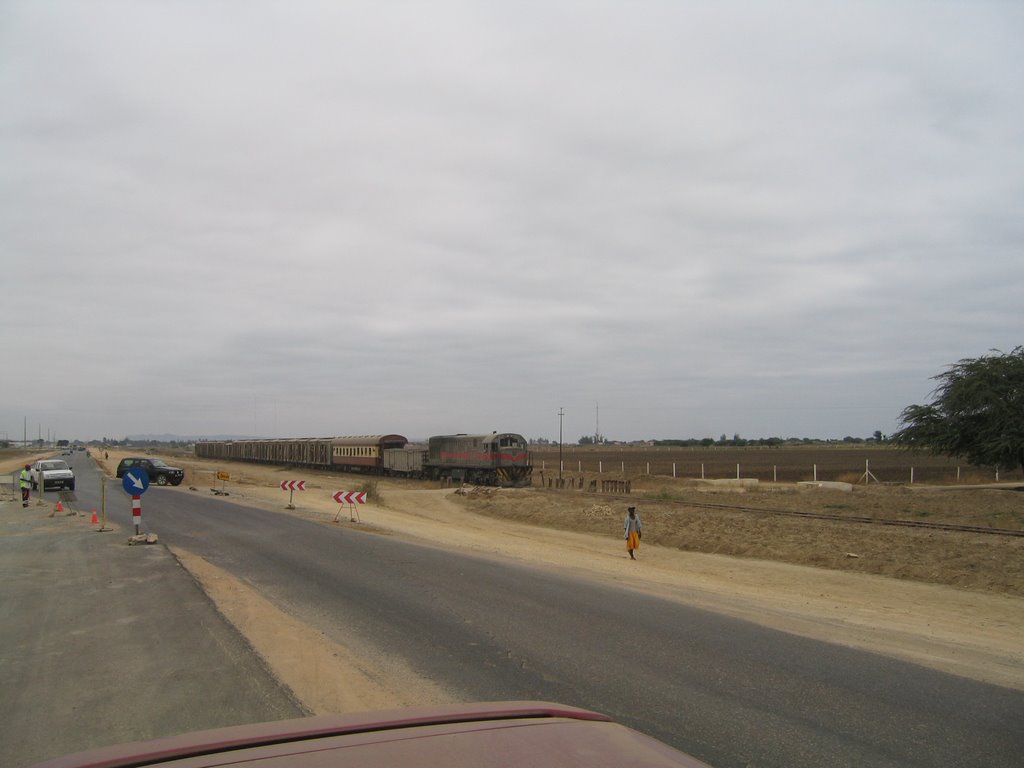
left=333, top=491, right=366, bottom=505
left=132, top=495, right=142, bottom=534
left=280, top=480, right=306, bottom=491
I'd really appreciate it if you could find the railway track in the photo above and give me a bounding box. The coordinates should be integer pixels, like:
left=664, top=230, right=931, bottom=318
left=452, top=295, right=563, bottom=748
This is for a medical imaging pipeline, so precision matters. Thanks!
left=613, top=495, right=1024, bottom=538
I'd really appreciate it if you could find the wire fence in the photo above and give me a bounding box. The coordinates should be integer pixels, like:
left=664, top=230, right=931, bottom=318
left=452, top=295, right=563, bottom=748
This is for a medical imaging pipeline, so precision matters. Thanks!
left=529, top=448, right=1023, bottom=486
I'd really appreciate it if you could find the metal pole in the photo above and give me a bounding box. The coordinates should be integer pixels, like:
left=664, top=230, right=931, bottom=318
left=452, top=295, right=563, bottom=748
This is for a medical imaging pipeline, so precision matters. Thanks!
left=558, top=407, right=564, bottom=482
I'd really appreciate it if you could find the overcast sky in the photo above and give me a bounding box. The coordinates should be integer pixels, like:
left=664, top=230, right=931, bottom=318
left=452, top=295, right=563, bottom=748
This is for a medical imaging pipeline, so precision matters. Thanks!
left=2, top=1, right=1021, bottom=444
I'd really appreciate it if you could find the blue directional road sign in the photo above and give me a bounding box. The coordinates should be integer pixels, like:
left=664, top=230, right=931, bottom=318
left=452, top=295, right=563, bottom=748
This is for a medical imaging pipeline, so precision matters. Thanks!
left=122, top=467, right=150, bottom=495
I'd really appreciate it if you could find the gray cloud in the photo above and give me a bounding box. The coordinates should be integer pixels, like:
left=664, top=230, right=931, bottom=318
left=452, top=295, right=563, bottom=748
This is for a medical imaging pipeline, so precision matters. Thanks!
left=2, top=1, right=1022, bottom=443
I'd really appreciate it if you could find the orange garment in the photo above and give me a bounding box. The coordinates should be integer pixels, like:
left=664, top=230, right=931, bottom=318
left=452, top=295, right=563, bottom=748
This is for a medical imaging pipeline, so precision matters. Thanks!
left=626, top=531, right=640, bottom=552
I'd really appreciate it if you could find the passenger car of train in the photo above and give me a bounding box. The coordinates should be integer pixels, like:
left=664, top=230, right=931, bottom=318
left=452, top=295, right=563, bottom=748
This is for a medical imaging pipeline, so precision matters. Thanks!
left=194, top=432, right=532, bottom=487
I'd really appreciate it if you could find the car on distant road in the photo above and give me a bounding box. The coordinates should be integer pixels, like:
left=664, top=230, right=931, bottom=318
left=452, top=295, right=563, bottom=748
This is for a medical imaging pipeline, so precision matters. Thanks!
left=27, top=701, right=712, bottom=767
left=115, top=457, right=185, bottom=486
left=29, top=460, right=75, bottom=491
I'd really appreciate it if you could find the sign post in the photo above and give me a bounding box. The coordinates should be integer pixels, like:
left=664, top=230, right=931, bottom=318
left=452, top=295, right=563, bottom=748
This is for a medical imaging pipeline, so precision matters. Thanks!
left=99, top=477, right=110, bottom=532
left=333, top=490, right=367, bottom=523
left=122, top=468, right=150, bottom=535
left=280, top=480, right=306, bottom=509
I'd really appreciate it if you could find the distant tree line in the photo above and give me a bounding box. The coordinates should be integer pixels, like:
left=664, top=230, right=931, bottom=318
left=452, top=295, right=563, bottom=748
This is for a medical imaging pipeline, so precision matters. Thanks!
left=650, top=433, right=886, bottom=448
left=91, top=438, right=194, bottom=449
left=528, top=433, right=888, bottom=447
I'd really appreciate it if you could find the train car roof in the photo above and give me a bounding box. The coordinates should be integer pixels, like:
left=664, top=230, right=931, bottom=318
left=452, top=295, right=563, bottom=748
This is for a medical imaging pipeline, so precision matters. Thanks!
left=331, top=434, right=408, bottom=446
left=241, top=437, right=335, bottom=443
left=429, top=432, right=526, bottom=441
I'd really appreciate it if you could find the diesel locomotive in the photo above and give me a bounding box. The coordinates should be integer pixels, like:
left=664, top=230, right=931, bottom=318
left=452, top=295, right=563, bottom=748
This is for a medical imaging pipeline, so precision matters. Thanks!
left=194, top=432, right=532, bottom=487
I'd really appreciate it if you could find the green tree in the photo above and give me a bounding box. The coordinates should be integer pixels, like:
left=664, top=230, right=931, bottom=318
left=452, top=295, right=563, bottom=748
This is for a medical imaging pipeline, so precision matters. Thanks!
left=892, top=347, right=1024, bottom=472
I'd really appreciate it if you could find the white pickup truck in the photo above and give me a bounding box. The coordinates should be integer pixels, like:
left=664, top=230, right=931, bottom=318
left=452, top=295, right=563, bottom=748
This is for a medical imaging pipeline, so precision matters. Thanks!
left=29, top=459, right=76, bottom=491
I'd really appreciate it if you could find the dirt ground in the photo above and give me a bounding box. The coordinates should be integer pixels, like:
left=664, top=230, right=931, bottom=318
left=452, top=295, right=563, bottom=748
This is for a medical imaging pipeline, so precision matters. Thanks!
left=5, top=449, right=1023, bottom=714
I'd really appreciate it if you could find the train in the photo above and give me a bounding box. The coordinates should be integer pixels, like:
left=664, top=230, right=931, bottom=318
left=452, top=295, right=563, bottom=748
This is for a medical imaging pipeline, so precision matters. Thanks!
left=194, top=432, right=533, bottom=487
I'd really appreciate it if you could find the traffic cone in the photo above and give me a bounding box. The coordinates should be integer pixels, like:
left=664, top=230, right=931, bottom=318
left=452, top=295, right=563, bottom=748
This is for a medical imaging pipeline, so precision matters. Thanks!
left=90, top=509, right=99, bottom=525
left=55, top=501, right=63, bottom=514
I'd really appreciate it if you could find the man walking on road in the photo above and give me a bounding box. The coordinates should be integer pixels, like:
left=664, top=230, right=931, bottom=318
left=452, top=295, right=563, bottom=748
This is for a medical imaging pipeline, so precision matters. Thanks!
left=20, top=464, right=31, bottom=508
left=624, top=505, right=642, bottom=559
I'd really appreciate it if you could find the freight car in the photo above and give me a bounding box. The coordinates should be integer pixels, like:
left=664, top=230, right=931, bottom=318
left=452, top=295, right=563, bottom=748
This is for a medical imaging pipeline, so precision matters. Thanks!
left=195, top=435, right=407, bottom=473
left=195, top=432, right=532, bottom=487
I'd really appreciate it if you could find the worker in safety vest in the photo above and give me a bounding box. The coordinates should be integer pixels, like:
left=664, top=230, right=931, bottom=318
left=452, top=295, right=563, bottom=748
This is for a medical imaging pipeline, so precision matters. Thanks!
left=19, top=464, right=31, bottom=508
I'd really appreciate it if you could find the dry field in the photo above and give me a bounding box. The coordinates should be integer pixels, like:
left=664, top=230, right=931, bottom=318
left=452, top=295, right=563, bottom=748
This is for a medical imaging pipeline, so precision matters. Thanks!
left=530, top=444, right=1023, bottom=484
left=459, top=479, right=1024, bottom=596
left=509, top=446, right=1024, bottom=596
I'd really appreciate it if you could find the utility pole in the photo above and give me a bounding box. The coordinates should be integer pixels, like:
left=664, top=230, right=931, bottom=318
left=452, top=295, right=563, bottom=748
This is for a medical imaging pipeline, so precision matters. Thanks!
left=558, top=407, right=564, bottom=482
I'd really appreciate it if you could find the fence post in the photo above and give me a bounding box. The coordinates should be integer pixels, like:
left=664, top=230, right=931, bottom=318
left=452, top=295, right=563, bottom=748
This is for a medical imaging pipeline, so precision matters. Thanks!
left=646, top=462, right=650, bottom=475
left=813, top=464, right=817, bottom=482
left=773, top=465, right=777, bottom=483
left=736, top=463, right=740, bottom=479
left=599, top=461, right=602, bottom=474
left=701, top=463, right=705, bottom=480
left=578, top=460, right=581, bottom=472
left=672, top=462, right=676, bottom=478
left=910, top=467, right=914, bottom=484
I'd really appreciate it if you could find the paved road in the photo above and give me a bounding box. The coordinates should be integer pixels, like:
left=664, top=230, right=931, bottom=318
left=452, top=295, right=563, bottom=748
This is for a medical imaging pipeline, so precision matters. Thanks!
left=53, top=457, right=1024, bottom=767
left=0, top=455, right=305, bottom=768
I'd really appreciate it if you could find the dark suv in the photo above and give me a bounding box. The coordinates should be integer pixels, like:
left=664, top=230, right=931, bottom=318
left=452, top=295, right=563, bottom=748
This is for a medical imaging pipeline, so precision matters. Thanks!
left=115, top=457, right=185, bottom=486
